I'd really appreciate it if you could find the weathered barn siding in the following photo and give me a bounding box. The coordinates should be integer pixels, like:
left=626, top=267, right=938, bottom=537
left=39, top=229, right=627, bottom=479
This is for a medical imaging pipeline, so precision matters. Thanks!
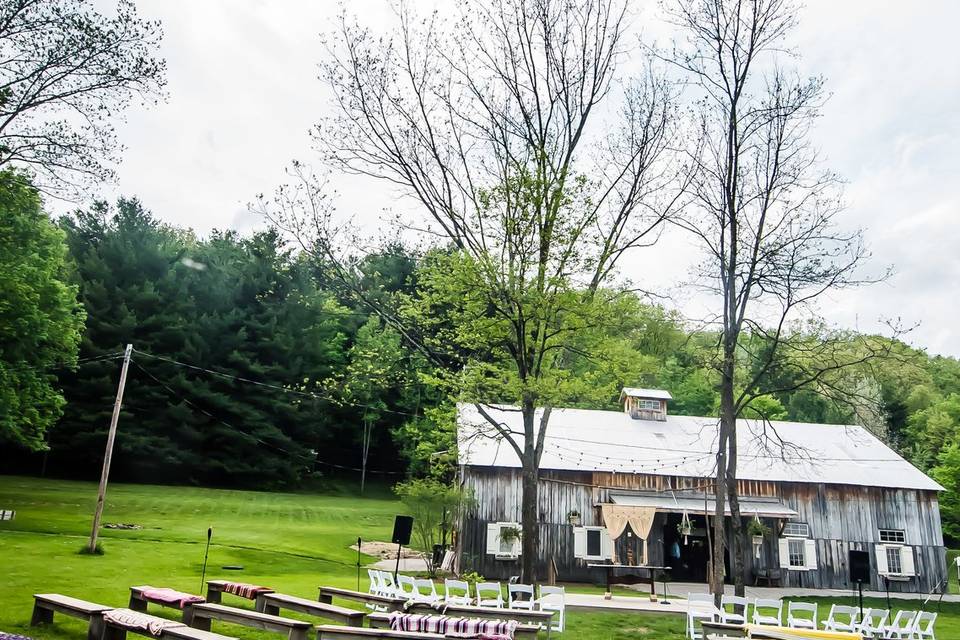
left=459, top=466, right=947, bottom=592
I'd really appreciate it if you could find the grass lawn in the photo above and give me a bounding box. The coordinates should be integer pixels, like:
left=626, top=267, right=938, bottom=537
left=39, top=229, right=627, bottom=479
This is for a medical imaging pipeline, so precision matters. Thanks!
left=0, top=475, right=955, bottom=640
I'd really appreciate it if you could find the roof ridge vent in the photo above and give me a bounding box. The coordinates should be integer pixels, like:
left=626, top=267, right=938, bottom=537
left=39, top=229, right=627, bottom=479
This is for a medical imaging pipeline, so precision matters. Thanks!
left=619, top=387, right=671, bottom=422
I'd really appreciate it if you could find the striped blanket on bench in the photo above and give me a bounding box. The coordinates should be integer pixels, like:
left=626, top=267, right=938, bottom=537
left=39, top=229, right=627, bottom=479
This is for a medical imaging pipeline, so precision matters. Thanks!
left=388, top=613, right=517, bottom=640
left=104, top=609, right=184, bottom=637
left=222, top=582, right=272, bottom=600
left=134, top=586, right=205, bottom=609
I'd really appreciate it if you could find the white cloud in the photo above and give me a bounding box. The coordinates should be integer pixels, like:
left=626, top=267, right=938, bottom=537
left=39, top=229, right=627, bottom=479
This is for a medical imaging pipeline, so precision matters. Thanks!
left=58, top=0, right=960, bottom=357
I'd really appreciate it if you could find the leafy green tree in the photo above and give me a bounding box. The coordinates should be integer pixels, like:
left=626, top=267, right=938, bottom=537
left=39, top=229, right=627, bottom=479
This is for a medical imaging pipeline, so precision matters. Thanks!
left=932, top=443, right=960, bottom=546
left=394, top=478, right=475, bottom=576
left=50, top=200, right=353, bottom=487
left=0, top=170, right=84, bottom=450
left=260, top=0, right=681, bottom=582
left=907, top=395, right=960, bottom=471
left=739, top=395, right=788, bottom=421
left=337, top=316, right=405, bottom=493
left=393, top=403, right=459, bottom=482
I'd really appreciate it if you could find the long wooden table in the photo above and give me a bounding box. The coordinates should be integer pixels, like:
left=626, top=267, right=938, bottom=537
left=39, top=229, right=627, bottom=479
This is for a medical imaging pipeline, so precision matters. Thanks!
left=586, top=563, right=671, bottom=601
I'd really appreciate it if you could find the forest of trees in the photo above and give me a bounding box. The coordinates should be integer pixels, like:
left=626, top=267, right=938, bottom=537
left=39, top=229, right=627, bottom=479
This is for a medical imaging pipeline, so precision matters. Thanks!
left=2, top=183, right=960, bottom=544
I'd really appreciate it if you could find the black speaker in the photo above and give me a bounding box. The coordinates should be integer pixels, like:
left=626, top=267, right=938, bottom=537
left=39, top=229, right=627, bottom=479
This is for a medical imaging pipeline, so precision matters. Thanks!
left=849, top=549, right=870, bottom=583
left=392, top=515, right=413, bottom=546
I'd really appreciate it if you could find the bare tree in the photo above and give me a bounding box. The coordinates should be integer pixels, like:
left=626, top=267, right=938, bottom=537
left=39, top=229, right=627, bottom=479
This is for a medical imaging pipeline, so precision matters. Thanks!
left=662, top=0, right=892, bottom=598
left=0, top=0, right=165, bottom=195
left=258, top=0, right=683, bottom=580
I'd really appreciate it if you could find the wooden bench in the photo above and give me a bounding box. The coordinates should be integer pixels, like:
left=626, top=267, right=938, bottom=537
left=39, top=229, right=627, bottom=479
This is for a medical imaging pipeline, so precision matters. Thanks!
left=753, top=568, right=783, bottom=587
left=31, top=593, right=113, bottom=640
left=101, top=610, right=235, bottom=640
left=702, top=621, right=748, bottom=638
left=189, top=602, right=313, bottom=640
left=206, top=580, right=274, bottom=604
left=318, top=586, right=405, bottom=612
left=406, top=602, right=554, bottom=629
left=366, top=612, right=540, bottom=640
left=129, top=586, right=205, bottom=624
left=258, top=592, right=364, bottom=626
left=317, top=625, right=445, bottom=640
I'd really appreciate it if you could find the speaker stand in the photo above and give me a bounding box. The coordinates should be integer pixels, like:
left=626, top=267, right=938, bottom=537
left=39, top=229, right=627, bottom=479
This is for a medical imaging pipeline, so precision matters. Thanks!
left=857, top=580, right=864, bottom=622
left=357, top=536, right=362, bottom=592
left=394, top=542, right=403, bottom=582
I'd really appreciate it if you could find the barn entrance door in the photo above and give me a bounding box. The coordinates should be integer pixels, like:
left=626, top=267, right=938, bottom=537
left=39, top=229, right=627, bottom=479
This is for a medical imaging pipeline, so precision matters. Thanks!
left=663, top=512, right=713, bottom=583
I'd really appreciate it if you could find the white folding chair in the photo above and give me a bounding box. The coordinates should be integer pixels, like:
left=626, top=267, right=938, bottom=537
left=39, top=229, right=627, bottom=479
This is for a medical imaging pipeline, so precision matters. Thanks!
left=858, top=608, right=888, bottom=637
left=508, top=583, right=535, bottom=610
left=787, top=601, right=818, bottom=630
left=752, top=598, right=783, bottom=626
left=911, top=611, right=937, bottom=640
left=367, top=569, right=382, bottom=595
left=444, top=579, right=472, bottom=606
left=536, top=585, right=565, bottom=632
left=719, top=595, right=748, bottom=625
left=823, top=604, right=861, bottom=633
left=378, top=570, right=398, bottom=598
left=476, top=581, right=504, bottom=608
left=413, top=578, right=440, bottom=604
left=396, top=574, right=418, bottom=600
left=686, top=593, right=719, bottom=640
left=882, top=610, right=918, bottom=639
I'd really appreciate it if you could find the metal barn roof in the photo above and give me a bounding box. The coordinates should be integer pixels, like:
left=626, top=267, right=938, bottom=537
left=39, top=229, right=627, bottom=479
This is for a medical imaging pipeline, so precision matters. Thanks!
left=456, top=404, right=943, bottom=492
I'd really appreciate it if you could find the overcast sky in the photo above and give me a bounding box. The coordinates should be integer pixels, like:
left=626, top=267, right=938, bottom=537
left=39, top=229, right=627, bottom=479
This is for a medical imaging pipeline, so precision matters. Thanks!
left=72, top=0, right=960, bottom=357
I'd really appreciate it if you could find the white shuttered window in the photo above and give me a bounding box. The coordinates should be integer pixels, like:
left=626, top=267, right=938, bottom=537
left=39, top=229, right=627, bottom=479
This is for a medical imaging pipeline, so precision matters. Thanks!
left=573, top=526, right=614, bottom=561
left=486, top=522, right=522, bottom=558
left=876, top=543, right=916, bottom=577
left=778, top=537, right=817, bottom=570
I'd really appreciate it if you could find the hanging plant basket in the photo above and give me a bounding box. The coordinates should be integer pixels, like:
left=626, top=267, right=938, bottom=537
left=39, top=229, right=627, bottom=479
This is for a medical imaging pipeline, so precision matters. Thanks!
left=747, top=515, right=769, bottom=558
left=678, top=511, right=693, bottom=544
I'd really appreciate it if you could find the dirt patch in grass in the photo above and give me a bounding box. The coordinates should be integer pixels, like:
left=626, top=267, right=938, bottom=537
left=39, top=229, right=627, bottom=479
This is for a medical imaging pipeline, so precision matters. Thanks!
left=351, top=540, right=423, bottom=560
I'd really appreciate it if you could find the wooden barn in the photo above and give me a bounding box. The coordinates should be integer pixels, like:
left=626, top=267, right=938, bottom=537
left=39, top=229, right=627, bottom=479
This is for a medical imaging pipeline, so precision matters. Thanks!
left=455, top=389, right=947, bottom=593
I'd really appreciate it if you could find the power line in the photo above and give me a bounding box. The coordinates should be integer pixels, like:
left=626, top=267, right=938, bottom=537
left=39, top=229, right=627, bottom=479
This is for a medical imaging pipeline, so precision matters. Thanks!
left=0, top=351, right=124, bottom=375
left=549, top=433, right=909, bottom=463
left=132, top=348, right=423, bottom=418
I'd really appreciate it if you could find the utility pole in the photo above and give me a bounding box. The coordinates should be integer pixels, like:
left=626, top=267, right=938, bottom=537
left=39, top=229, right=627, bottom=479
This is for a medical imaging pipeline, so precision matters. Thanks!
left=87, top=343, right=133, bottom=553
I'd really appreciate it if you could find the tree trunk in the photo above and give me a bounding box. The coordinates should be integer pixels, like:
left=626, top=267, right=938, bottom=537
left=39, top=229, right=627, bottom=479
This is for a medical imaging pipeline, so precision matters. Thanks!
left=727, top=434, right=745, bottom=597
left=712, top=350, right=737, bottom=602
left=520, top=401, right=539, bottom=583
left=710, top=425, right=729, bottom=601
left=360, top=419, right=372, bottom=495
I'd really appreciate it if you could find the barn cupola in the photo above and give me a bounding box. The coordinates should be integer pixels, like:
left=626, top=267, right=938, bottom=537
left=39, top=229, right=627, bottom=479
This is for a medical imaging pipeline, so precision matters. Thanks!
left=619, top=388, right=672, bottom=421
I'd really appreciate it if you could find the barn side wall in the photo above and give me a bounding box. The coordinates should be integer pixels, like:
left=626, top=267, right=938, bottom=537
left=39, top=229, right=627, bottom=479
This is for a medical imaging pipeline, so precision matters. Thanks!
left=458, top=466, right=947, bottom=593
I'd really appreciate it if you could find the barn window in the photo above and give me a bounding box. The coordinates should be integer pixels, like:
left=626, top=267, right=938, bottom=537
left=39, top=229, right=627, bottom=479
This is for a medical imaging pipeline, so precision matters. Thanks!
left=876, top=540, right=915, bottom=577
left=574, top=526, right=613, bottom=561
left=885, top=546, right=902, bottom=574
left=879, top=529, right=906, bottom=544
left=788, top=539, right=806, bottom=567
left=485, top=522, right=522, bottom=558
left=782, top=522, right=810, bottom=538
left=638, top=399, right=661, bottom=410
left=586, top=529, right=603, bottom=558
left=778, top=536, right=817, bottom=571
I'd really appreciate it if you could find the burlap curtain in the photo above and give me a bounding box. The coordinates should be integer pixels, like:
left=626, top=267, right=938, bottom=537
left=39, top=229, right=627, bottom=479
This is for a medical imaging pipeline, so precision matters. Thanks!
left=600, top=504, right=656, bottom=540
